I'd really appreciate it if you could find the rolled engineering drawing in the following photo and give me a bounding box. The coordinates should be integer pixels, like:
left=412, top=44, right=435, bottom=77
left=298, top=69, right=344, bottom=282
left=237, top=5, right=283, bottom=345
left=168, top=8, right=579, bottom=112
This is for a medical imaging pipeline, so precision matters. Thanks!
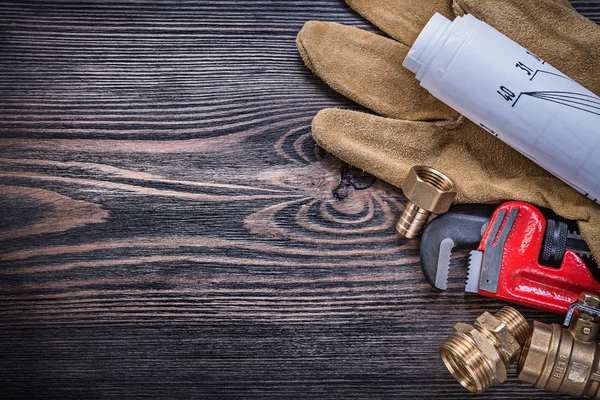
left=404, top=13, right=600, bottom=204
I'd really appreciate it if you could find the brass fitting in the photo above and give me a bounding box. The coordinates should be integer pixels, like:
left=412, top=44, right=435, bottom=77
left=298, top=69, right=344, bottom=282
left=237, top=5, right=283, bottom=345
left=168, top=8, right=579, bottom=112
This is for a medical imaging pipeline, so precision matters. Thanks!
left=396, top=166, right=456, bottom=239
left=518, top=292, right=600, bottom=399
left=440, top=307, right=531, bottom=393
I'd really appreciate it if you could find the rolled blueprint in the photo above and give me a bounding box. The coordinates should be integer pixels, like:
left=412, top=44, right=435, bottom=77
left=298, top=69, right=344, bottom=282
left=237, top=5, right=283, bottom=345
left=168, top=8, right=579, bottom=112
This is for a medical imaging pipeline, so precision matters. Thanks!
left=403, top=13, right=600, bottom=204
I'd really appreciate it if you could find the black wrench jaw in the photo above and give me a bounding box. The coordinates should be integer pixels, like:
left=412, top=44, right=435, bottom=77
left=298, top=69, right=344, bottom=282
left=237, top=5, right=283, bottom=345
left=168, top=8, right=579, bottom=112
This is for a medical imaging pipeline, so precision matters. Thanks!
left=419, top=212, right=491, bottom=290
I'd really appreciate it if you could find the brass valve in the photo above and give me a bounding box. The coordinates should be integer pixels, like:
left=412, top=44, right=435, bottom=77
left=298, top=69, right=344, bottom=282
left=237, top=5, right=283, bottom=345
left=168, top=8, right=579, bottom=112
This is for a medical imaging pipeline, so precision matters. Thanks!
left=440, top=293, right=600, bottom=399
left=396, top=166, right=456, bottom=239
left=439, top=307, right=531, bottom=393
left=518, top=292, right=600, bottom=399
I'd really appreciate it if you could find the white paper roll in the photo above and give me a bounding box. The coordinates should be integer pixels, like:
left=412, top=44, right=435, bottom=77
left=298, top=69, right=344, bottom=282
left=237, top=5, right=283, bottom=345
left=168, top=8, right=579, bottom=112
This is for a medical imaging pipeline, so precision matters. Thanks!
left=404, top=13, right=600, bottom=204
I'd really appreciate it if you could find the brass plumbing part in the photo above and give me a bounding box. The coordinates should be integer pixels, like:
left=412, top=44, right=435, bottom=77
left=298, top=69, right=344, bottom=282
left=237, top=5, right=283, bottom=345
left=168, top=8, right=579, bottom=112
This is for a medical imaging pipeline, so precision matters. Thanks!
left=396, top=166, right=456, bottom=239
left=439, top=307, right=531, bottom=393
left=518, top=292, right=600, bottom=399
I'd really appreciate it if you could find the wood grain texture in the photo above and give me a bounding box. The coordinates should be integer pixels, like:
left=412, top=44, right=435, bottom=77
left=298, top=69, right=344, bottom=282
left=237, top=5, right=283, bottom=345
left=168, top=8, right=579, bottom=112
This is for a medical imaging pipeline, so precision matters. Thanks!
left=0, top=1, right=598, bottom=399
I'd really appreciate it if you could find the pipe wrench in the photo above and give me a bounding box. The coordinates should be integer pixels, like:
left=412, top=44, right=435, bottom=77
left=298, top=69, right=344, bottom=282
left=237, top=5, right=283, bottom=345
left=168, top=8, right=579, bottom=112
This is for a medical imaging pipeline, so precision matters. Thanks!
left=420, top=201, right=599, bottom=314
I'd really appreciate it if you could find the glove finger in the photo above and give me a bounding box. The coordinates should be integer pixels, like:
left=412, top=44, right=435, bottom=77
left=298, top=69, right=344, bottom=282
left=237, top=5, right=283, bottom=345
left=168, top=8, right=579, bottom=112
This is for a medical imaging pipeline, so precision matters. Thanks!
left=344, top=0, right=454, bottom=46
left=297, top=21, right=458, bottom=122
left=312, top=108, right=452, bottom=188
left=312, top=108, right=553, bottom=197
left=455, top=0, right=600, bottom=94
left=343, top=0, right=573, bottom=47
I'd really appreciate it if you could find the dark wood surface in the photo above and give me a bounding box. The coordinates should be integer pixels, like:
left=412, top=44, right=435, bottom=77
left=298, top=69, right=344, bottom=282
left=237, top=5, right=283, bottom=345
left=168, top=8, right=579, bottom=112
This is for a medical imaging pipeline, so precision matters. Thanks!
left=0, top=1, right=598, bottom=399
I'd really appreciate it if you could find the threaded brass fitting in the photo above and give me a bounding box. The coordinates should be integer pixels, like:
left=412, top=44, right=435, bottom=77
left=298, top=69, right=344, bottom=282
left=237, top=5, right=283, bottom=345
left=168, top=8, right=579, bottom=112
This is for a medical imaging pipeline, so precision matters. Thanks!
left=396, top=166, right=456, bottom=239
left=518, top=292, right=600, bottom=399
left=440, top=307, right=531, bottom=393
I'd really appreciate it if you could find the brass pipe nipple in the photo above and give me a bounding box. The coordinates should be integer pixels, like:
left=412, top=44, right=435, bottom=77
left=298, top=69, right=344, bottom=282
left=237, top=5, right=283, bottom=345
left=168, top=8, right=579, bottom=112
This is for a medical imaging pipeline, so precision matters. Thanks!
left=397, top=166, right=456, bottom=239
left=440, top=307, right=531, bottom=393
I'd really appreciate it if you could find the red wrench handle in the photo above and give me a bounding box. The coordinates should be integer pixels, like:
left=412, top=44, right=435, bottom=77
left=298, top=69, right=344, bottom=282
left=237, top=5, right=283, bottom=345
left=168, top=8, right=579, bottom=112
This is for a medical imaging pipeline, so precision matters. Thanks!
left=477, top=202, right=600, bottom=314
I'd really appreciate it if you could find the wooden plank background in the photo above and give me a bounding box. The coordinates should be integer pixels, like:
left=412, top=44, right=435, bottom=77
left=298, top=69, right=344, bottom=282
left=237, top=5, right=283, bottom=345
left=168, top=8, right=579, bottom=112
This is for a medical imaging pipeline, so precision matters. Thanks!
left=0, top=1, right=598, bottom=399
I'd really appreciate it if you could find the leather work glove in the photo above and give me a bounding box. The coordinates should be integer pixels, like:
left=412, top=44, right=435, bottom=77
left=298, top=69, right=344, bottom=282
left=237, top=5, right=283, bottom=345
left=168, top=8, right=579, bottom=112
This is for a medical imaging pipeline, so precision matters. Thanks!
left=296, top=0, right=600, bottom=259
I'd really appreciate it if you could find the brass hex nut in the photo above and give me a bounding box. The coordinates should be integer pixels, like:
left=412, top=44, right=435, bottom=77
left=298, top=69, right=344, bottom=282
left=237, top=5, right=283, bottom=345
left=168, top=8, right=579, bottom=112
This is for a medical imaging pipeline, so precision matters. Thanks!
left=441, top=308, right=530, bottom=394
left=402, top=166, right=456, bottom=214
left=579, top=292, right=600, bottom=308
left=518, top=321, right=553, bottom=385
left=454, top=322, right=508, bottom=383
left=474, top=312, right=522, bottom=362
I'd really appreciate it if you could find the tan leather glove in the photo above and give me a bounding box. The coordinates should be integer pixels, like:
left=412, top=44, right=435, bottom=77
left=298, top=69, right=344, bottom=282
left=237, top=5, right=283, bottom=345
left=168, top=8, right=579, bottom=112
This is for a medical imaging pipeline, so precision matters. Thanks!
left=296, top=0, right=600, bottom=259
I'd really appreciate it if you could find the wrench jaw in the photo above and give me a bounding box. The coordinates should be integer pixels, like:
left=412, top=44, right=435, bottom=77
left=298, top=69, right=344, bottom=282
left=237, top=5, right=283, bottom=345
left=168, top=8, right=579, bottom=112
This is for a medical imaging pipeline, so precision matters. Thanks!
left=466, top=250, right=483, bottom=293
left=420, top=213, right=491, bottom=291
left=433, top=238, right=455, bottom=290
